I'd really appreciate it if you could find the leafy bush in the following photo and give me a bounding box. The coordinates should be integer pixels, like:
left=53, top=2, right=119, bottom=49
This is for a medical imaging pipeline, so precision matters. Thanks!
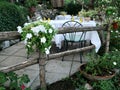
left=110, top=21, right=120, bottom=51
left=64, top=1, right=82, bottom=15
left=0, top=1, right=27, bottom=32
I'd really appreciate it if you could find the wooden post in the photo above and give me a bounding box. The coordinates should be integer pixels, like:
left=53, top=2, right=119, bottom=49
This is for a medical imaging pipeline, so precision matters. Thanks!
left=39, top=52, right=47, bottom=90
left=105, top=23, right=111, bottom=53
left=10, top=0, right=14, bottom=3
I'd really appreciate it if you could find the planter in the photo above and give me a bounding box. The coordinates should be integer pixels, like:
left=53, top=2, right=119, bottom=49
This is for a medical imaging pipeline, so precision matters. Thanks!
left=51, top=0, right=64, bottom=8
left=84, top=17, right=91, bottom=22
left=79, top=63, right=116, bottom=81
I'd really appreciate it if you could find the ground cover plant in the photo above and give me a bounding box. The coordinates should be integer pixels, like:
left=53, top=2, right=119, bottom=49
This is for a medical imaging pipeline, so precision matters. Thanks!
left=0, top=71, right=31, bottom=90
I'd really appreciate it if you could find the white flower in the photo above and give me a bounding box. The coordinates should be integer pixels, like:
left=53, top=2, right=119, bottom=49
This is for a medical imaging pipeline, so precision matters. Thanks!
left=27, top=44, right=31, bottom=48
left=39, top=25, right=47, bottom=33
left=48, top=46, right=51, bottom=49
left=17, top=26, right=23, bottom=33
left=24, top=23, right=30, bottom=26
left=45, top=48, right=50, bottom=54
left=24, top=38, right=27, bottom=45
left=111, top=30, right=113, bottom=32
left=31, top=26, right=40, bottom=36
left=115, top=30, right=119, bottom=33
left=41, top=37, right=46, bottom=43
left=115, top=49, right=118, bottom=51
left=26, top=33, right=32, bottom=39
left=113, top=62, right=117, bottom=65
left=49, top=29, right=53, bottom=33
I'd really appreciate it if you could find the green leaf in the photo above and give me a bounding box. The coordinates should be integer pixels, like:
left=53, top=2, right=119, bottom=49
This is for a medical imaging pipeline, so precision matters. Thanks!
left=0, top=87, right=6, bottom=90
left=0, top=72, right=7, bottom=84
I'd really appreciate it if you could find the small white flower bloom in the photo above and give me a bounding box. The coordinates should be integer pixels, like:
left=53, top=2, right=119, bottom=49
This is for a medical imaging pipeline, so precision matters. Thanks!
left=39, top=25, right=47, bottom=33
left=113, top=13, right=115, bottom=15
left=17, top=26, right=23, bottom=33
left=115, top=36, right=117, bottom=38
left=24, top=38, right=27, bottom=45
left=113, top=62, right=117, bottom=65
left=31, top=26, right=40, bottom=36
left=115, top=30, right=119, bottom=33
left=26, top=33, right=32, bottom=39
left=111, top=30, right=113, bottom=32
left=49, top=29, right=53, bottom=33
left=48, top=46, right=51, bottom=49
left=41, top=37, right=46, bottom=43
left=24, top=23, right=30, bottom=26
left=115, top=49, right=118, bottom=51
left=27, top=44, right=31, bottom=48
left=45, top=48, right=50, bottom=54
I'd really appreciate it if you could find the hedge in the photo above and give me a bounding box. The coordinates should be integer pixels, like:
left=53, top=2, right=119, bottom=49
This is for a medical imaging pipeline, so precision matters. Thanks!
left=0, top=1, right=27, bottom=32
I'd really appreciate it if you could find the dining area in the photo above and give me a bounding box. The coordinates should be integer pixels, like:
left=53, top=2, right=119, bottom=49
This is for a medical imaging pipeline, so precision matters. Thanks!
left=46, top=13, right=101, bottom=54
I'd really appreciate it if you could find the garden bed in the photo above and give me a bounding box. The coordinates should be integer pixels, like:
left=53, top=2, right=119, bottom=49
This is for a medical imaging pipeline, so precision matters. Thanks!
left=36, top=71, right=120, bottom=90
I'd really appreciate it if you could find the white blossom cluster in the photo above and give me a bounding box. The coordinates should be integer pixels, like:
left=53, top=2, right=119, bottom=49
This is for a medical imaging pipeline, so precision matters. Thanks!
left=17, top=21, right=56, bottom=55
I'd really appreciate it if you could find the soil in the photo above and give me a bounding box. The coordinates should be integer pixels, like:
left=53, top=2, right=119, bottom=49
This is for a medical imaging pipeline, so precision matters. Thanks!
left=47, top=79, right=75, bottom=90
left=36, top=79, right=75, bottom=90
left=36, top=72, right=79, bottom=90
left=36, top=70, right=120, bottom=90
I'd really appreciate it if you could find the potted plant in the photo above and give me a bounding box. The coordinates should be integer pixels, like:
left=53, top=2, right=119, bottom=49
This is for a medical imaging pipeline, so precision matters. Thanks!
left=81, top=11, right=91, bottom=21
left=81, top=10, right=97, bottom=21
left=17, top=20, right=56, bottom=56
left=79, top=51, right=120, bottom=81
left=17, top=20, right=56, bottom=90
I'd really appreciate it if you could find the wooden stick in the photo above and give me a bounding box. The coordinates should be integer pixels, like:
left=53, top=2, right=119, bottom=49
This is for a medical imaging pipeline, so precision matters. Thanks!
left=0, top=31, right=21, bottom=41
left=0, top=45, right=95, bottom=73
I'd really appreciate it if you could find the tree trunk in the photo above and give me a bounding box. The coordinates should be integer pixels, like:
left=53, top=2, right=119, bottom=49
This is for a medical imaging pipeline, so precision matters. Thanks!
left=10, top=0, right=14, bottom=3
left=105, top=23, right=111, bottom=53
left=39, top=52, right=47, bottom=90
left=50, top=0, right=64, bottom=8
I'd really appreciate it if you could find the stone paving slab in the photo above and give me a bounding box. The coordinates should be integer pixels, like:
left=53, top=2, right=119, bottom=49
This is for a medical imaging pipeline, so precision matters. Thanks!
left=0, top=41, right=84, bottom=90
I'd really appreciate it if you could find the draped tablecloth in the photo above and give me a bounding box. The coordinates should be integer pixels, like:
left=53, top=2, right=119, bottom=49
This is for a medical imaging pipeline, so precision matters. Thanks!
left=49, top=20, right=101, bottom=52
left=55, top=15, right=72, bottom=20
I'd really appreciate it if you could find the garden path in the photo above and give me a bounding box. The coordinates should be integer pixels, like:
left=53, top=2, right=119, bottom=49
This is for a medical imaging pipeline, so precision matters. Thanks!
left=0, top=41, right=87, bottom=90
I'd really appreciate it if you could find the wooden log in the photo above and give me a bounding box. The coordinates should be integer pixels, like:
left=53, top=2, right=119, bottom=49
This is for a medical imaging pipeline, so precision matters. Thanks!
left=39, top=53, right=47, bottom=90
left=105, top=23, right=111, bottom=53
left=0, top=31, right=21, bottom=41
left=47, top=45, right=95, bottom=60
left=0, top=26, right=106, bottom=41
left=58, top=26, right=106, bottom=34
left=0, top=57, right=39, bottom=73
left=0, top=45, right=95, bottom=73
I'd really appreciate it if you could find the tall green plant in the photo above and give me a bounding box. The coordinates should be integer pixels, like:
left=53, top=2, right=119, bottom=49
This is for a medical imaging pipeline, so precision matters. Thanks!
left=0, top=1, right=27, bottom=32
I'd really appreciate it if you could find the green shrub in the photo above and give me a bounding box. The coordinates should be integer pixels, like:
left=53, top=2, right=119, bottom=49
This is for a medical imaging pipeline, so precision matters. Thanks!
left=0, top=1, right=27, bottom=32
left=64, top=1, right=82, bottom=15
left=0, top=0, right=9, bottom=2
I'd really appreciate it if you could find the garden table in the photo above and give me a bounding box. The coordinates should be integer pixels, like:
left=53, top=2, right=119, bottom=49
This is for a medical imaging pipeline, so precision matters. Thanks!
left=55, top=15, right=72, bottom=20
left=49, top=20, right=101, bottom=52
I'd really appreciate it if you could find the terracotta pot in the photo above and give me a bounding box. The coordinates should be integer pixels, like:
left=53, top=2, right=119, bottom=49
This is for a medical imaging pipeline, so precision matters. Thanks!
left=112, top=22, right=118, bottom=30
left=79, top=63, right=116, bottom=81
left=51, top=0, right=64, bottom=8
left=84, top=17, right=91, bottom=22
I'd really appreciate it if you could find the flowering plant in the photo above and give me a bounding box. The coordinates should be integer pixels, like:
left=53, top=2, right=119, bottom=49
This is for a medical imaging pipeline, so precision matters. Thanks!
left=17, top=21, right=56, bottom=55
left=83, top=51, right=120, bottom=76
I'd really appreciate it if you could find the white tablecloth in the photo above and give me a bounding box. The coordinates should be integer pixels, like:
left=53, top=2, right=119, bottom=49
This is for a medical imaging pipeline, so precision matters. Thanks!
left=55, top=15, right=79, bottom=20
left=49, top=20, right=101, bottom=52
left=55, top=15, right=72, bottom=20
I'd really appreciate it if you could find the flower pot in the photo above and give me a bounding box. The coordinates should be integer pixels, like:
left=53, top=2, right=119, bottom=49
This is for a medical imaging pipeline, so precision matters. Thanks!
left=51, top=0, right=64, bottom=8
left=84, top=17, right=91, bottom=22
left=79, top=63, right=116, bottom=81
